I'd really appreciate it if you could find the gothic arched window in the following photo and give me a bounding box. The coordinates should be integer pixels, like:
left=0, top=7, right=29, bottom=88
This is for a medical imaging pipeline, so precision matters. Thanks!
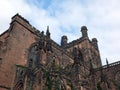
left=13, top=80, right=24, bottom=90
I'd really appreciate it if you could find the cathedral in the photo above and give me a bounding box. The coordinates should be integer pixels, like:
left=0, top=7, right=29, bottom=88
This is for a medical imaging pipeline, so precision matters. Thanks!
left=0, top=14, right=120, bottom=90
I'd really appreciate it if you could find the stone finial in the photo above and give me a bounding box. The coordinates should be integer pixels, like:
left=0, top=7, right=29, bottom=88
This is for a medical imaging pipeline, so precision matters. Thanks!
left=106, top=58, right=109, bottom=65
left=92, top=38, right=98, bottom=50
left=61, top=35, right=68, bottom=47
left=41, top=31, right=44, bottom=37
left=46, top=26, right=50, bottom=38
left=81, top=26, right=88, bottom=38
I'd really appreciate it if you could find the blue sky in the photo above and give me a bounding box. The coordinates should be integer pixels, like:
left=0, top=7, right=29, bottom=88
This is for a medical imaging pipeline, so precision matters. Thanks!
left=0, top=0, right=120, bottom=65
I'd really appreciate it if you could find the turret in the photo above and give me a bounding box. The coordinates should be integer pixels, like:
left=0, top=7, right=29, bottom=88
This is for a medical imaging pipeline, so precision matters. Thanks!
left=92, top=38, right=98, bottom=50
left=81, top=26, right=88, bottom=38
left=61, top=35, right=68, bottom=47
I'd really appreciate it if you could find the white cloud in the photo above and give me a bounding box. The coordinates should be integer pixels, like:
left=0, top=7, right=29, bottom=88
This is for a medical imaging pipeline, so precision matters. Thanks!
left=0, top=0, right=32, bottom=32
left=0, top=0, right=120, bottom=65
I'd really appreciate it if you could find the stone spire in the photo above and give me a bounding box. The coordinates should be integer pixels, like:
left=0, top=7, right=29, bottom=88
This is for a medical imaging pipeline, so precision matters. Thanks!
left=81, top=26, right=88, bottom=38
left=46, top=26, right=50, bottom=38
left=106, top=58, right=109, bottom=66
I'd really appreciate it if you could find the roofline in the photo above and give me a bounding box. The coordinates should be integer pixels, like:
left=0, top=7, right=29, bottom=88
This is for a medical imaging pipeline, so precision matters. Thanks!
left=64, top=37, right=90, bottom=49
left=0, top=29, right=9, bottom=37
left=95, top=60, right=120, bottom=71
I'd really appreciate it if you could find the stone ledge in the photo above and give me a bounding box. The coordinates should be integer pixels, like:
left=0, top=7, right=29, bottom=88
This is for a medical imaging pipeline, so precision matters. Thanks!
left=0, top=84, right=11, bottom=90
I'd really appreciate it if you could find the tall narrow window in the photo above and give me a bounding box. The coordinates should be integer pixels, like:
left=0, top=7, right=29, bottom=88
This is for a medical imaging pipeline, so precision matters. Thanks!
left=0, top=58, right=2, bottom=67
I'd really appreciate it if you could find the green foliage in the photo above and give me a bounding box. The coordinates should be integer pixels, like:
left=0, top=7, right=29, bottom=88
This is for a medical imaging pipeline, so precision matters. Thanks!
left=44, top=64, right=64, bottom=90
left=45, top=71, right=53, bottom=90
left=115, top=83, right=120, bottom=90
left=97, top=83, right=102, bottom=90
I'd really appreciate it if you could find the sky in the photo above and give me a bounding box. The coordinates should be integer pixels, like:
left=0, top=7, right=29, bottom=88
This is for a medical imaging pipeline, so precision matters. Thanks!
left=0, top=0, right=120, bottom=65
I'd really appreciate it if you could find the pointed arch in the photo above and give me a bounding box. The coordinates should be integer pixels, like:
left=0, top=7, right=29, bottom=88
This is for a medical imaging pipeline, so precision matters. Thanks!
left=13, top=80, right=24, bottom=90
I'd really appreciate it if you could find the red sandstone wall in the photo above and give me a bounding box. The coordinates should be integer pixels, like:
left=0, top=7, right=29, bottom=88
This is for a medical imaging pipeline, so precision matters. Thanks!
left=0, top=15, right=38, bottom=88
left=94, top=63, right=120, bottom=90
left=66, top=38, right=102, bottom=68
